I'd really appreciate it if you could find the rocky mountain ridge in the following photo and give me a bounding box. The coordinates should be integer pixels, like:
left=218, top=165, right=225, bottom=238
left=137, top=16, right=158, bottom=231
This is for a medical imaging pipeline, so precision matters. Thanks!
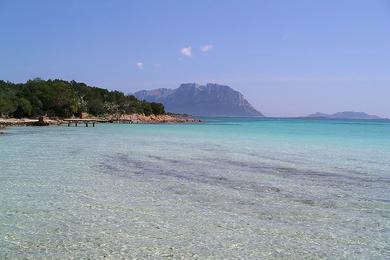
left=134, top=83, right=263, bottom=117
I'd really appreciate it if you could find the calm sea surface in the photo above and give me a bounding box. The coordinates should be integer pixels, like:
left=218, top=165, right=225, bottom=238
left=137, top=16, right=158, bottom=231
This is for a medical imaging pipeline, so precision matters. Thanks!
left=1, top=118, right=389, bottom=259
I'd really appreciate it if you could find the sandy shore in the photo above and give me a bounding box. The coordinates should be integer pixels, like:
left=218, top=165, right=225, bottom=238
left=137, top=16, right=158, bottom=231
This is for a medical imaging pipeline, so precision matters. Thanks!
left=0, top=118, right=62, bottom=127
left=0, top=114, right=200, bottom=129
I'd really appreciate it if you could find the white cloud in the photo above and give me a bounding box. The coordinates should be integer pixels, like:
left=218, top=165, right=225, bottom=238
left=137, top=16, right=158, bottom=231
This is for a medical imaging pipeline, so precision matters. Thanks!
left=201, top=44, right=213, bottom=52
left=136, top=62, right=143, bottom=69
left=180, top=46, right=192, bottom=57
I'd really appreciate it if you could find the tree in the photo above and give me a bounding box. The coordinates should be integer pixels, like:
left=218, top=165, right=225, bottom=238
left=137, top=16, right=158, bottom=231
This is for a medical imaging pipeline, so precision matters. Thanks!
left=13, top=98, right=32, bottom=118
left=142, top=101, right=153, bottom=116
left=88, top=99, right=105, bottom=115
left=0, top=96, right=16, bottom=117
left=151, top=102, right=165, bottom=115
left=0, top=79, right=166, bottom=118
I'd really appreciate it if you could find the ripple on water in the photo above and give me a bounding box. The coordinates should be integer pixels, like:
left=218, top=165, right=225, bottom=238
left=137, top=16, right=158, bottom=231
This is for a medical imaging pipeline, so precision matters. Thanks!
left=1, top=121, right=390, bottom=258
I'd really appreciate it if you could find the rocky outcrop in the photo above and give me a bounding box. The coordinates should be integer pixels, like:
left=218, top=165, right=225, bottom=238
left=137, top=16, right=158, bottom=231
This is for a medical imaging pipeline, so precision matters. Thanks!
left=0, top=113, right=199, bottom=129
left=108, top=114, right=199, bottom=123
left=75, top=112, right=199, bottom=123
left=0, top=118, right=63, bottom=127
left=134, top=83, right=263, bottom=117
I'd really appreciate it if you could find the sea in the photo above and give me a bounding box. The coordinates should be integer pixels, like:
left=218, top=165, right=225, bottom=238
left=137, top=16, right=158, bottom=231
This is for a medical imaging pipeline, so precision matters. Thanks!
left=0, top=117, right=389, bottom=259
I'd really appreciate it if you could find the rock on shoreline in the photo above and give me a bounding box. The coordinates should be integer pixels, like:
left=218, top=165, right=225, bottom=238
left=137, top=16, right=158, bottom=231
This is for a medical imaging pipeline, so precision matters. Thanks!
left=0, top=117, right=62, bottom=127
left=0, top=114, right=200, bottom=128
left=110, top=114, right=199, bottom=123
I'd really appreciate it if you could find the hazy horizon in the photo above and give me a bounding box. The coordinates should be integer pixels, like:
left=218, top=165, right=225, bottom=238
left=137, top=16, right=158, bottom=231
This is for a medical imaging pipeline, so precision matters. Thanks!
left=1, top=0, right=389, bottom=117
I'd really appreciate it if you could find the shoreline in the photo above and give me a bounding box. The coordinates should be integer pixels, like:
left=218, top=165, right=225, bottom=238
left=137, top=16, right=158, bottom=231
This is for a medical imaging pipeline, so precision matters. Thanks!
left=0, top=114, right=201, bottom=130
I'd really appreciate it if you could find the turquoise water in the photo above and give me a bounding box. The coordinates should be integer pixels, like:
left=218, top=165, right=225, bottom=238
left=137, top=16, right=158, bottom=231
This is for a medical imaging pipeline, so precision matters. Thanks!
left=1, top=118, right=390, bottom=258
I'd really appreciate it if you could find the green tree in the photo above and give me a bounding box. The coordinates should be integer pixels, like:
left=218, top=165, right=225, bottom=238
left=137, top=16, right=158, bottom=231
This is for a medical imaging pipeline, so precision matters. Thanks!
left=141, top=101, right=153, bottom=116
left=88, top=99, right=105, bottom=115
left=0, top=79, right=166, bottom=118
left=0, top=96, right=16, bottom=117
left=14, top=98, right=32, bottom=118
left=151, top=102, right=165, bottom=115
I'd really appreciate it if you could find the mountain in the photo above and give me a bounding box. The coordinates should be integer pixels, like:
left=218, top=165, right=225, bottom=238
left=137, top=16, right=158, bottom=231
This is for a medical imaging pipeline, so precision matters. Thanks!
left=307, top=111, right=383, bottom=120
left=134, top=83, right=263, bottom=117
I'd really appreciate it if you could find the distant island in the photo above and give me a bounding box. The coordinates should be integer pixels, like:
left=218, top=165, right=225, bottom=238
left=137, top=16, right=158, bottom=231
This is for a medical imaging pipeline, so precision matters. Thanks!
left=134, top=83, right=263, bottom=117
left=307, top=111, right=384, bottom=120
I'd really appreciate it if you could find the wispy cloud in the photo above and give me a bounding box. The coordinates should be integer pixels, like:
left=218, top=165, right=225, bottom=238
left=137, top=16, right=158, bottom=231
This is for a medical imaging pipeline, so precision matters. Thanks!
left=201, top=44, right=213, bottom=52
left=180, top=46, right=192, bottom=57
left=136, top=62, right=143, bottom=69
left=154, top=63, right=161, bottom=69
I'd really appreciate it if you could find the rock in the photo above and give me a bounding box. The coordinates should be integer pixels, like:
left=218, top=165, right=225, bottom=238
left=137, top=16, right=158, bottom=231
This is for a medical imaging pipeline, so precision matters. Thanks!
left=34, top=116, right=50, bottom=126
left=80, top=112, right=89, bottom=119
left=108, top=113, right=199, bottom=123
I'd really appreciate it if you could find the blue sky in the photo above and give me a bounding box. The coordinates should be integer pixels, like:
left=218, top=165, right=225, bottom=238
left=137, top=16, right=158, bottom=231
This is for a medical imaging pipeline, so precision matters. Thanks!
left=1, top=0, right=389, bottom=117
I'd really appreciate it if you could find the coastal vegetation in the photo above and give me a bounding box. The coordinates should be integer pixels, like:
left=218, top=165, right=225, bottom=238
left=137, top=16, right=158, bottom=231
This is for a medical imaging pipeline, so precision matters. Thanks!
left=0, top=78, right=165, bottom=118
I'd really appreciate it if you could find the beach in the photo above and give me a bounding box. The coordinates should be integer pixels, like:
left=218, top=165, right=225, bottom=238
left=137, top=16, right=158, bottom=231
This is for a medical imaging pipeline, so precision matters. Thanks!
left=0, top=118, right=389, bottom=258
left=0, top=114, right=199, bottom=128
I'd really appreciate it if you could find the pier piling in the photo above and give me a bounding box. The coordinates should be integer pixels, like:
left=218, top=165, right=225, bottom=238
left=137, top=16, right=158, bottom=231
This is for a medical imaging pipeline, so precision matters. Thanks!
left=63, top=119, right=102, bottom=128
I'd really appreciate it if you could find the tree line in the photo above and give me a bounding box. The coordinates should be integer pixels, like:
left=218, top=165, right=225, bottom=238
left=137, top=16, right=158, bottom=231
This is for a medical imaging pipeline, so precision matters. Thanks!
left=0, top=78, right=165, bottom=118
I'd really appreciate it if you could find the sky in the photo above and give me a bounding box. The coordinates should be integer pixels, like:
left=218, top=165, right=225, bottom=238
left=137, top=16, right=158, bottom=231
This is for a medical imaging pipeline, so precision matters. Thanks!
left=1, top=0, right=389, bottom=117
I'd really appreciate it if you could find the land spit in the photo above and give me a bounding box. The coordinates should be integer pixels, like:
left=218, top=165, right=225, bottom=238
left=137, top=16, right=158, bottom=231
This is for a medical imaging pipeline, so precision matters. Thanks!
left=0, top=114, right=200, bottom=129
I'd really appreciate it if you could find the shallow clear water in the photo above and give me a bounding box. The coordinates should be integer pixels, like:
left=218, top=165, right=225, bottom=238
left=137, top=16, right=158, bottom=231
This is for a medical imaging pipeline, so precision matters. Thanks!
left=1, top=118, right=390, bottom=259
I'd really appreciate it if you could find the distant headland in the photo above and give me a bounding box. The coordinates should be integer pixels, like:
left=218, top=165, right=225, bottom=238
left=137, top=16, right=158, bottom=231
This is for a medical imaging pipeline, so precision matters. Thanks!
left=0, top=78, right=198, bottom=128
left=134, top=83, right=263, bottom=117
left=306, top=111, right=384, bottom=120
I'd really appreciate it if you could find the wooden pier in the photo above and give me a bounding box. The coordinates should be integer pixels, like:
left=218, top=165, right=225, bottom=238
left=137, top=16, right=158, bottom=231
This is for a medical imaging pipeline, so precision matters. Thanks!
left=63, top=119, right=107, bottom=127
